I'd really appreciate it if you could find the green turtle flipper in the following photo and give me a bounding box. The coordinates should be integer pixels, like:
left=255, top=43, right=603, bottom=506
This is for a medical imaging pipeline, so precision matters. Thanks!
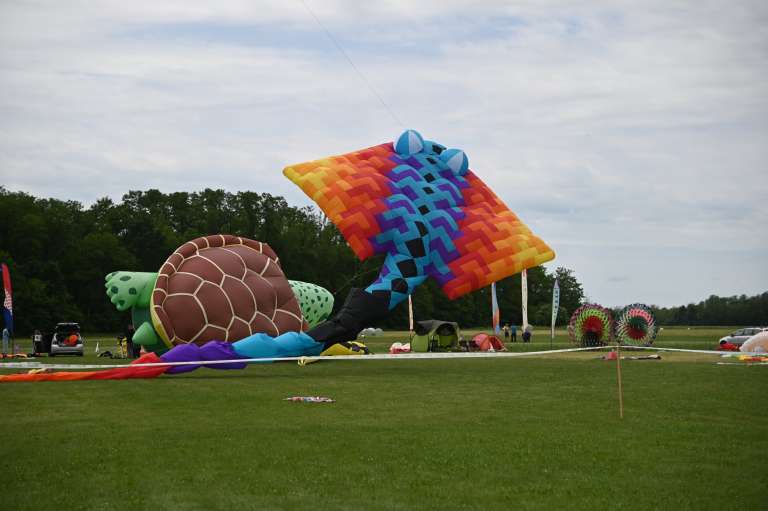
left=130, top=306, right=167, bottom=353
left=133, top=321, right=162, bottom=351
left=105, top=271, right=157, bottom=311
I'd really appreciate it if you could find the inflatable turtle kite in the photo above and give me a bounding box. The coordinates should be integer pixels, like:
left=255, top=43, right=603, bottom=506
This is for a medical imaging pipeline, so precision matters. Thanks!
left=103, top=234, right=332, bottom=354
left=0, top=129, right=554, bottom=382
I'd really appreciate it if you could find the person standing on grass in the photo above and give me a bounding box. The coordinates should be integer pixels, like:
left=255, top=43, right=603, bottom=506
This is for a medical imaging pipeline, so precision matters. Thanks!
left=2, top=327, right=9, bottom=356
left=510, top=324, right=517, bottom=342
left=522, top=326, right=532, bottom=343
left=503, top=324, right=510, bottom=343
left=125, top=323, right=136, bottom=358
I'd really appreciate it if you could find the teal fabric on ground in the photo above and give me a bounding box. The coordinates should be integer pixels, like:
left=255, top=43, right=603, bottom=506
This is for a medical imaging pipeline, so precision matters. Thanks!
left=232, top=331, right=323, bottom=360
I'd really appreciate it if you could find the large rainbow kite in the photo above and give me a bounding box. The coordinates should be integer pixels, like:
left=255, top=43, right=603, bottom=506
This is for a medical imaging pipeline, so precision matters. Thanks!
left=284, top=130, right=554, bottom=301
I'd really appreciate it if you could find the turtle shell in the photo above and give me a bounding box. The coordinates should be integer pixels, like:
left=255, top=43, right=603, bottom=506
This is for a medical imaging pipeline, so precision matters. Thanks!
left=150, top=235, right=308, bottom=347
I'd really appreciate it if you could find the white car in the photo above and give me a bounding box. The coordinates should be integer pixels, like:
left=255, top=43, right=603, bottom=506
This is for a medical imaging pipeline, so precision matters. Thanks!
left=49, top=322, right=85, bottom=356
left=718, top=327, right=767, bottom=347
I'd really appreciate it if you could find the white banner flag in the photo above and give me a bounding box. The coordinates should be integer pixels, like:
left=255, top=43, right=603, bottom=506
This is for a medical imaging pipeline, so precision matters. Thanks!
left=551, top=278, right=560, bottom=340
left=521, top=269, right=528, bottom=330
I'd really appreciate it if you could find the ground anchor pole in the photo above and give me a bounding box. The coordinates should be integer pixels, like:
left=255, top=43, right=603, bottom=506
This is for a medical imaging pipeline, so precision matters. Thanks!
left=616, top=343, right=624, bottom=419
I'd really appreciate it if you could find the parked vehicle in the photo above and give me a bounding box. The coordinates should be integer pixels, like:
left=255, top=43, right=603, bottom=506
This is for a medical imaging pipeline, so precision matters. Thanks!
left=718, top=327, right=767, bottom=347
left=49, top=322, right=84, bottom=356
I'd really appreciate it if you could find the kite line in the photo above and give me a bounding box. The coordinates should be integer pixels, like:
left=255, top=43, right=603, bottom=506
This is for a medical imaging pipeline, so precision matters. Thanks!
left=299, top=0, right=404, bottom=128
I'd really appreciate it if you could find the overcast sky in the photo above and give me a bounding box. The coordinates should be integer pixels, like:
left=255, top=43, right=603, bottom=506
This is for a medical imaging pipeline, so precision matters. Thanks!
left=1, top=1, right=766, bottom=308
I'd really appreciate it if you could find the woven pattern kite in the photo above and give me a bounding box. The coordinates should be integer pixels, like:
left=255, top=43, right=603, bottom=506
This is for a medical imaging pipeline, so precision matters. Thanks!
left=284, top=129, right=555, bottom=307
left=615, top=303, right=658, bottom=346
left=568, top=303, right=614, bottom=347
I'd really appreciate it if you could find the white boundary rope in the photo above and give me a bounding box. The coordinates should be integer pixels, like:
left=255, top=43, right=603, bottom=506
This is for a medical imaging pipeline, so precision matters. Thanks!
left=0, top=346, right=605, bottom=370
left=622, top=346, right=723, bottom=355
left=716, top=362, right=768, bottom=366
left=0, top=345, right=762, bottom=371
left=623, top=346, right=762, bottom=356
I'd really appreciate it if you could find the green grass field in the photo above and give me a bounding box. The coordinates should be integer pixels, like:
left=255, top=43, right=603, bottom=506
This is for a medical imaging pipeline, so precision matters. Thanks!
left=1, top=326, right=766, bottom=510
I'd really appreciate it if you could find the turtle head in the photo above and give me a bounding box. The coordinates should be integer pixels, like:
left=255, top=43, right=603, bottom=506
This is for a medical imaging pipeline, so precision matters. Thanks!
left=105, top=271, right=157, bottom=312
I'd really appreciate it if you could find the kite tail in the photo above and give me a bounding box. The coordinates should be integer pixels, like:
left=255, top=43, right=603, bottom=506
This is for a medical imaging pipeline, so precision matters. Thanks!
left=304, top=288, right=390, bottom=348
left=0, top=352, right=169, bottom=383
left=232, top=332, right=323, bottom=359
left=158, top=334, right=326, bottom=374
left=160, top=340, right=249, bottom=374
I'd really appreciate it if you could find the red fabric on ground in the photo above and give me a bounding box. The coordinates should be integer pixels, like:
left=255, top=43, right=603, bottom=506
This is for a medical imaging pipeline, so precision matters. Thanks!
left=472, top=334, right=505, bottom=351
left=0, top=353, right=169, bottom=382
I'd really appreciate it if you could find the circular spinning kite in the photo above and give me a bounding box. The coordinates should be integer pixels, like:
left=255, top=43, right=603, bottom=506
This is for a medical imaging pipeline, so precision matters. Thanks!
left=615, top=303, right=658, bottom=346
left=568, top=304, right=614, bottom=347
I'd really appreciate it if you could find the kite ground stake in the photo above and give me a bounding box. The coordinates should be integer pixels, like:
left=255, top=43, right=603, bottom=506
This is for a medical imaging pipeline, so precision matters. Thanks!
left=616, top=344, right=624, bottom=419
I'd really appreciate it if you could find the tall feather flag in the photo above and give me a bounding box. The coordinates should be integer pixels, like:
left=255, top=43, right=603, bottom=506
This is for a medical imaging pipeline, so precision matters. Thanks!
left=551, top=278, right=560, bottom=341
left=521, top=269, right=529, bottom=330
left=2, top=263, right=13, bottom=334
left=491, top=282, right=500, bottom=334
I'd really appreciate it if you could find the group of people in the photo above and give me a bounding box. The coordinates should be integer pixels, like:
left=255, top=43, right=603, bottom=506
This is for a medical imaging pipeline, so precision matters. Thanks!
left=502, top=324, right=532, bottom=343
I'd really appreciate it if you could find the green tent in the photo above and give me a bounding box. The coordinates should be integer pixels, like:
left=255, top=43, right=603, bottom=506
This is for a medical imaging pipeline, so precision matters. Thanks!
left=411, top=320, right=461, bottom=352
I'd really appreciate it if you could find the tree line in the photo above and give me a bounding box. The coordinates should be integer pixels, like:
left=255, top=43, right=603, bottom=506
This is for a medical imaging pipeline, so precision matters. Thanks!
left=650, top=293, right=768, bottom=327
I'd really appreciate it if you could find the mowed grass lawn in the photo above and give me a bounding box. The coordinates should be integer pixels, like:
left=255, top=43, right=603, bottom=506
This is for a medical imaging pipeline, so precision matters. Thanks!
left=1, top=326, right=766, bottom=510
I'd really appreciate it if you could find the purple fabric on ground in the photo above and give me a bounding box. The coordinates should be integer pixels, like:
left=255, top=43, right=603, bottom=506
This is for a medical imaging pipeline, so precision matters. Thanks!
left=160, top=341, right=248, bottom=374
left=199, top=341, right=248, bottom=369
left=160, top=343, right=203, bottom=374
